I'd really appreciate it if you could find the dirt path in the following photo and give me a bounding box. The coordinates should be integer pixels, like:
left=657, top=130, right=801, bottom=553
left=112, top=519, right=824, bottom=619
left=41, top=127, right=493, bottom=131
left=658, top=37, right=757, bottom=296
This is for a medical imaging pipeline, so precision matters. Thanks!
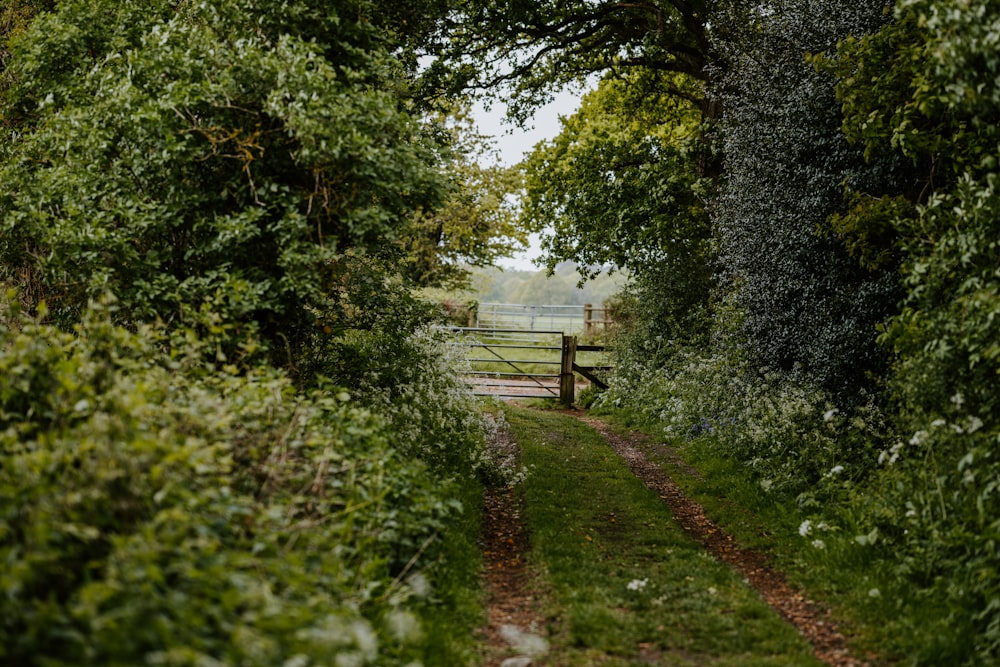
left=577, top=414, right=872, bottom=667
left=478, top=407, right=876, bottom=666
left=478, top=416, right=548, bottom=667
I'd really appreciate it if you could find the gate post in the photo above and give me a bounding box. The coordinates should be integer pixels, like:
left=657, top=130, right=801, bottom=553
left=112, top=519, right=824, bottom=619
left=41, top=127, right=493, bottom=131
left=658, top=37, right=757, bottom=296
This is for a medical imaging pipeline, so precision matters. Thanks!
left=560, top=335, right=577, bottom=406
left=583, top=303, right=593, bottom=337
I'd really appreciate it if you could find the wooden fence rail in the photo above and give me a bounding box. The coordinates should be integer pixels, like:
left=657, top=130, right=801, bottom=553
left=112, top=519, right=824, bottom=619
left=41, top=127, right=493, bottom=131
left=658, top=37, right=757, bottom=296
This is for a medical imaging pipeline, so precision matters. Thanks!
left=449, top=327, right=609, bottom=406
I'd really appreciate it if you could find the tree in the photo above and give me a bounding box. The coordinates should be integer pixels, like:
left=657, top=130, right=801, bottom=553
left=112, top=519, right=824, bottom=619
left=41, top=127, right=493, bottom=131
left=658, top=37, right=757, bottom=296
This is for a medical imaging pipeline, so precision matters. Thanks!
left=520, top=69, right=714, bottom=340
left=522, top=71, right=707, bottom=271
left=419, top=0, right=731, bottom=120
left=0, top=0, right=450, bottom=350
left=709, top=0, right=902, bottom=402
left=400, top=113, right=527, bottom=288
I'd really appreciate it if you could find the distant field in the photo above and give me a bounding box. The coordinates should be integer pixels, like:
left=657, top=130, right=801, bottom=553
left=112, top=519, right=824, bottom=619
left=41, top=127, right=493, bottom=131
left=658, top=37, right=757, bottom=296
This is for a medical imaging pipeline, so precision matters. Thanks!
left=475, top=313, right=587, bottom=334
left=471, top=303, right=613, bottom=339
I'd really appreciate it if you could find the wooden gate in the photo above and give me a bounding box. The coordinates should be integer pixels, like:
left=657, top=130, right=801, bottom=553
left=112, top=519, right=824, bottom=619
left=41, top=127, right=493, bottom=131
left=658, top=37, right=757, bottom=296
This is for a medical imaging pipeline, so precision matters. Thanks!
left=450, top=328, right=609, bottom=405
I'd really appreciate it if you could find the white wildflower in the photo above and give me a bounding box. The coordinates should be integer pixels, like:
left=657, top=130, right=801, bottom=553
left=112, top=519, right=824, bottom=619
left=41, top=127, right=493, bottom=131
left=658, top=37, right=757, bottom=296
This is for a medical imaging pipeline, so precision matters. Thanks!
left=626, top=578, right=648, bottom=591
left=811, top=539, right=825, bottom=549
left=407, top=573, right=431, bottom=598
left=386, top=610, right=422, bottom=643
left=799, top=520, right=812, bottom=537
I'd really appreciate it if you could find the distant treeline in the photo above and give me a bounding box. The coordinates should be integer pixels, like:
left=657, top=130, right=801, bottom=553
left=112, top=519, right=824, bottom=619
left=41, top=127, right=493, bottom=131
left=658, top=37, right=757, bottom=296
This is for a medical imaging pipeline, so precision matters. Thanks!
left=462, top=262, right=628, bottom=306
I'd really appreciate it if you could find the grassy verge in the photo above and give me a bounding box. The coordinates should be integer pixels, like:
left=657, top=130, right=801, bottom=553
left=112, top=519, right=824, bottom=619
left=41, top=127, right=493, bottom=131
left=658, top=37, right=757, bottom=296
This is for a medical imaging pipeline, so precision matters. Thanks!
left=589, top=409, right=917, bottom=664
left=504, top=405, right=822, bottom=666
left=418, top=474, right=486, bottom=665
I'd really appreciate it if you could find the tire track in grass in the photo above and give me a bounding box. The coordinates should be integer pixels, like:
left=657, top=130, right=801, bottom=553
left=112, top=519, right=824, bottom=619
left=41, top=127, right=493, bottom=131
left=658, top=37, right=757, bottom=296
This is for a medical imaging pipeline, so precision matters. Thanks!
left=504, top=405, right=824, bottom=667
left=480, top=485, right=550, bottom=667
left=578, top=415, right=872, bottom=667
left=479, top=412, right=549, bottom=667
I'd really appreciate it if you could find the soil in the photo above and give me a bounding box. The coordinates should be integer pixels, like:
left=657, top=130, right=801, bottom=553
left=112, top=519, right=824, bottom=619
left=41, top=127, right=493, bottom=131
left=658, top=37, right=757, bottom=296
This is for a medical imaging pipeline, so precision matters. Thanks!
left=478, top=416, right=548, bottom=667
left=479, top=485, right=549, bottom=667
left=477, top=406, right=877, bottom=667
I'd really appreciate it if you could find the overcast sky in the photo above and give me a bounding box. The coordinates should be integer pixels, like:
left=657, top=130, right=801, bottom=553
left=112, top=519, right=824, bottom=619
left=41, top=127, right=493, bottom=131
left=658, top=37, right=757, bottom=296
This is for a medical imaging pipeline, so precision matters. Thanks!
left=471, top=88, right=582, bottom=167
left=470, top=89, right=584, bottom=270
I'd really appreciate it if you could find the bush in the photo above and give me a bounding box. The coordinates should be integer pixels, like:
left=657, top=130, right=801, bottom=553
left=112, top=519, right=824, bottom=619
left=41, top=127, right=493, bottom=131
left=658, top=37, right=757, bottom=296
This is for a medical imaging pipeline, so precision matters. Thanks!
left=297, top=258, right=488, bottom=478
left=829, top=2, right=1000, bottom=661
left=0, top=296, right=475, bottom=666
left=0, top=0, right=446, bottom=349
left=866, top=175, right=1000, bottom=664
left=599, top=298, right=887, bottom=501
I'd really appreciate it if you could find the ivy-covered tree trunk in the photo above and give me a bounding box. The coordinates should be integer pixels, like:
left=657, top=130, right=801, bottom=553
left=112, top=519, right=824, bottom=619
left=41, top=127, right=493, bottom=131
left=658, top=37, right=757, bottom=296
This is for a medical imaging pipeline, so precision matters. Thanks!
left=709, top=0, right=902, bottom=404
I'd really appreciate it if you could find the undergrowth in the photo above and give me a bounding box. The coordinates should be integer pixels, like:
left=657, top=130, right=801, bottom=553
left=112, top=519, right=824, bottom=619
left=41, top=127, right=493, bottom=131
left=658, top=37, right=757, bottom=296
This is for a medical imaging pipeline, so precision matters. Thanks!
left=0, top=295, right=485, bottom=666
left=592, top=338, right=983, bottom=665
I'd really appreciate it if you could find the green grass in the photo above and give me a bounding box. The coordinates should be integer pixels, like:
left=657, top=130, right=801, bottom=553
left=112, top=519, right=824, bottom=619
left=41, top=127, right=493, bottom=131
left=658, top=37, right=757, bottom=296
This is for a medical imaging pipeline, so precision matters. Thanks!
left=587, top=411, right=947, bottom=665
left=503, top=406, right=823, bottom=666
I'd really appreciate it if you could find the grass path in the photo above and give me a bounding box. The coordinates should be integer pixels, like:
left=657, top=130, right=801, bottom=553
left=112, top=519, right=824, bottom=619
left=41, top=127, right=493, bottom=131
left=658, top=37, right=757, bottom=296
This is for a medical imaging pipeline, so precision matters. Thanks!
left=482, top=405, right=853, bottom=666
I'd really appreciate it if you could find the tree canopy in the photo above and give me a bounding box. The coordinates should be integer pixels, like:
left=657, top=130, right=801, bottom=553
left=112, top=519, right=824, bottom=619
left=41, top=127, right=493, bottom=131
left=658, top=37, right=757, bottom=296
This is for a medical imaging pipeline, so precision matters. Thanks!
left=401, top=114, right=527, bottom=288
left=0, top=0, right=527, bottom=352
left=419, top=0, right=729, bottom=120
left=522, top=71, right=706, bottom=273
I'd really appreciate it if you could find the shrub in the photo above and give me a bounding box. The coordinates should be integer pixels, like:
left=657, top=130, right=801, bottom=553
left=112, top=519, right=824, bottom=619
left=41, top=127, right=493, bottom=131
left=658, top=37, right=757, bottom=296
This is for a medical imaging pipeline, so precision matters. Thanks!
left=0, top=296, right=473, bottom=666
left=297, top=258, right=488, bottom=478
left=0, top=0, right=446, bottom=349
left=829, top=2, right=1000, bottom=660
left=599, top=298, right=887, bottom=501
left=868, top=175, right=1000, bottom=664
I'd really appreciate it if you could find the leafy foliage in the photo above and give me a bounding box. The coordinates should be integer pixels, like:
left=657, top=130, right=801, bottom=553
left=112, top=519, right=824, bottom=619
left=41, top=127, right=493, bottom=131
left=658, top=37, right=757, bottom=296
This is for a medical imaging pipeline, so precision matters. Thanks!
left=0, top=296, right=480, bottom=666
left=523, top=73, right=708, bottom=274
left=297, top=255, right=489, bottom=476
left=520, top=70, right=715, bottom=355
left=419, top=0, right=719, bottom=120
left=0, top=0, right=447, bottom=347
left=826, top=2, right=1000, bottom=661
left=709, top=0, right=902, bottom=403
left=402, top=114, right=527, bottom=288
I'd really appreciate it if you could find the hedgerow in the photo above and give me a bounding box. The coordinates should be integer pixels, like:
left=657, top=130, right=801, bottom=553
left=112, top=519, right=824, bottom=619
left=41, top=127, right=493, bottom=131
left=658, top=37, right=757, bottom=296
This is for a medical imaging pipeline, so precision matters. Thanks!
left=0, top=295, right=480, bottom=666
left=599, top=295, right=888, bottom=504
left=297, top=257, right=488, bottom=479
left=598, top=1, right=1000, bottom=662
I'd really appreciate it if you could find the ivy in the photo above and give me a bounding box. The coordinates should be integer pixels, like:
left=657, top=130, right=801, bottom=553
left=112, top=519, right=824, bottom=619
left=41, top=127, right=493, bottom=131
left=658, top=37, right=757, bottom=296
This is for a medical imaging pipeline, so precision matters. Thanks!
left=709, top=0, right=902, bottom=403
